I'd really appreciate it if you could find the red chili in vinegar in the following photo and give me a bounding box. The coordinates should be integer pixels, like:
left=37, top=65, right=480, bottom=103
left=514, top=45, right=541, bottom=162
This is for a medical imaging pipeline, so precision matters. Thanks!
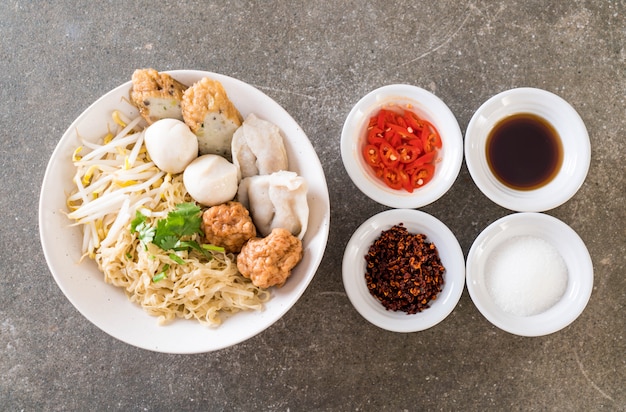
left=486, top=113, right=563, bottom=190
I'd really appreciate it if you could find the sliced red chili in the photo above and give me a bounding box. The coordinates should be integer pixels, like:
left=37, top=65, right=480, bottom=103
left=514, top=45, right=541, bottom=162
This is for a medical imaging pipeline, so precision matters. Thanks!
left=407, top=138, right=424, bottom=153
left=421, top=127, right=432, bottom=151
left=362, top=144, right=382, bottom=167
left=431, top=131, right=442, bottom=148
left=399, top=168, right=414, bottom=193
left=367, top=135, right=386, bottom=147
left=362, top=108, right=442, bottom=191
left=396, top=144, right=421, bottom=164
left=371, top=165, right=385, bottom=179
left=421, top=120, right=442, bottom=152
left=387, top=123, right=417, bottom=139
left=405, top=150, right=436, bottom=170
left=423, top=134, right=442, bottom=153
left=367, top=127, right=384, bottom=144
left=389, top=133, right=402, bottom=148
left=383, top=167, right=404, bottom=190
left=423, top=120, right=440, bottom=139
left=376, top=110, right=386, bottom=130
left=409, top=164, right=435, bottom=188
left=379, top=142, right=400, bottom=168
left=377, top=109, right=394, bottom=130
left=404, top=112, right=423, bottom=134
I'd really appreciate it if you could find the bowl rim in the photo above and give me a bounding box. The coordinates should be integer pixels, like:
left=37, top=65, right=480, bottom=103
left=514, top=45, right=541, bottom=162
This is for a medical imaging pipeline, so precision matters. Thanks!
left=464, top=87, right=591, bottom=212
left=341, top=84, right=463, bottom=209
left=342, top=208, right=465, bottom=332
left=465, top=212, right=594, bottom=336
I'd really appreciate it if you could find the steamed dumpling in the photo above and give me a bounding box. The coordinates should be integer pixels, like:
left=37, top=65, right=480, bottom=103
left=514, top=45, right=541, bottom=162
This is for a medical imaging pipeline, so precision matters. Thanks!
left=231, top=113, right=288, bottom=179
left=237, top=171, right=309, bottom=239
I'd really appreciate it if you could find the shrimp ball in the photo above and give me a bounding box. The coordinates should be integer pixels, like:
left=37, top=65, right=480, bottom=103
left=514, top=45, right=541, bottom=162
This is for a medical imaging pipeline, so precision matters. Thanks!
left=237, top=228, right=303, bottom=288
left=202, top=201, right=256, bottom=253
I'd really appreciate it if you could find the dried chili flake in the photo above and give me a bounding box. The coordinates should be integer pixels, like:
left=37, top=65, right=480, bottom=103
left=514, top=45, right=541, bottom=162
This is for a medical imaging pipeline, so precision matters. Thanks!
left=364, top=224, right=445, bottom=314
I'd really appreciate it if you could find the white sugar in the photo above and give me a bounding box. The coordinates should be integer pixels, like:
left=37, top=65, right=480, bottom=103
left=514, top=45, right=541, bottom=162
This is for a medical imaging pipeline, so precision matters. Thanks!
left=485, top=235, right=568, bottom=316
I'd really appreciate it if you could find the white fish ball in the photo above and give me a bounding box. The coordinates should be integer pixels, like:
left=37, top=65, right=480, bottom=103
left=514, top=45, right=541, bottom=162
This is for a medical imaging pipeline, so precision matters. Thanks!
left=183, top=154, right=239, bottom=206
left=144, top=118, right=198, bottom=174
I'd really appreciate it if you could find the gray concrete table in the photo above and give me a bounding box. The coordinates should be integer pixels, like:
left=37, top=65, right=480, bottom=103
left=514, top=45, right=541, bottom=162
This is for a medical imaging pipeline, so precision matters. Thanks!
left=1, top=1, right=624, bottom=410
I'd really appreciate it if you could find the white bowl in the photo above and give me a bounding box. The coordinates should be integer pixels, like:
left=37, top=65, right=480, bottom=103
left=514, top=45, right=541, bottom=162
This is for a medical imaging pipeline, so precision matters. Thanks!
left=465, top=87, right=590, bottom=212
left=466, top=212, right=593, bottom=337
left=341, top=85, right=463, bottom=209
left=39, top=70, right=331, bottom=353
left=342, top=209, right=465, bottom=332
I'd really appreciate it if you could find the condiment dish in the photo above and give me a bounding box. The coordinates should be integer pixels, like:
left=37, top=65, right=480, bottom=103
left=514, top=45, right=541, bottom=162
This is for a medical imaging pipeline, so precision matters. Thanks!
left=342, top=209, right=465, bottom=332
left=465, top=87, right=590, bottom=212
left=341, top=84, right=463, bottom=209
left=466, top=212, right=593, bottom=337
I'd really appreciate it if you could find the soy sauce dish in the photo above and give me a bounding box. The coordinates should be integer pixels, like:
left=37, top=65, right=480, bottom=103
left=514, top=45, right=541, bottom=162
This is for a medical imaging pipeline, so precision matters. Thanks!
left=341, top=84, right=463, bottom=209
left=464, top=88, right=590, bottom=212
left=466, top=213, right=593, bottom=337
left=342, top=209, right=465, bottom=333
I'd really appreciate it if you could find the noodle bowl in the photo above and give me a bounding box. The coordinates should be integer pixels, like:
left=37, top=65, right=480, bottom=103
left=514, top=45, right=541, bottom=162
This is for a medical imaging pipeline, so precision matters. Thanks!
left=67, top=112, right=270, bottom=326
left=41, top=70, right=330, bottom=352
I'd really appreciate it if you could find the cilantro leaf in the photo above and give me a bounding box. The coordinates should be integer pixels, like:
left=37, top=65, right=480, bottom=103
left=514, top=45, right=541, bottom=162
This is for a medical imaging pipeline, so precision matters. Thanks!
left=158, top=235, right=180, bottom=251
left=130, top=210, right=155, bottom=250
left=166, top=203, right=203, bottom=237
left=130, top=211, right=147, bottom=233
left=130, top=203, right=205, bottom=258
left=153, top=203, right=202, bottom=250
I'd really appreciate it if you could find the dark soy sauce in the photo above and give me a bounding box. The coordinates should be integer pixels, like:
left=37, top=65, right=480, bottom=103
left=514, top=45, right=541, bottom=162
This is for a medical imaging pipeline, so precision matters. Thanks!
left=486, top=113, right=563, bottom=190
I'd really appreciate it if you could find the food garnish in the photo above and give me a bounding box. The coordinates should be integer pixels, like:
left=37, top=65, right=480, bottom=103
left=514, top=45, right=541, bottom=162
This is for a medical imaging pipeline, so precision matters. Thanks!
left=129, top=203, right=228, bottom=283
left=362, top=108, right=441, bottom=192
left=131, top=202, right=229, bottom=270
left=365, top=224, right=445, bottom=313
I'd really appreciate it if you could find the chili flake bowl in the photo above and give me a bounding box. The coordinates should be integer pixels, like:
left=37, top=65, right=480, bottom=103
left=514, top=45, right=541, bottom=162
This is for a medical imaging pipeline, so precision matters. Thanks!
left=466, top=212, right=593, bottom=337
left=341, top=84, right=463, bottom=209
left=342, top=209, right=465, bottom=332
left=464, top=87, right=590, bottom=212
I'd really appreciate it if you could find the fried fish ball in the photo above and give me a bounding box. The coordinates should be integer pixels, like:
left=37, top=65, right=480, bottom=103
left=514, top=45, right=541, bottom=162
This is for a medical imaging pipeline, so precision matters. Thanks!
left=181, top=77, right=243, bottom=158
left=202, top=201, right=256, bottom=253
left=129, top=68, right=188, bottom=124
left=237, top=228, right=303, bottom=288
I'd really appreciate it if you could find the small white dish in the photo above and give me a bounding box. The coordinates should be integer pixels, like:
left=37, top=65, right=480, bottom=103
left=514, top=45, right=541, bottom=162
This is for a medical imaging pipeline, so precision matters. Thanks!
left=465, top=87, right=590, bottom=212
left=342, top=209, right=465, bottom=332
left=341, top=84, right=463, bottom=209
left=466, top=212, right=593, bottom=337
left=39, top=70, right=331, bottom=354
